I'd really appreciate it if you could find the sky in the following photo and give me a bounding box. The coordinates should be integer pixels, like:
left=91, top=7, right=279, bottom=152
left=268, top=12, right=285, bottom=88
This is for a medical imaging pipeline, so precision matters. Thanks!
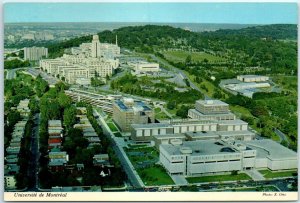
left=4, top=2, right=298, bottom=24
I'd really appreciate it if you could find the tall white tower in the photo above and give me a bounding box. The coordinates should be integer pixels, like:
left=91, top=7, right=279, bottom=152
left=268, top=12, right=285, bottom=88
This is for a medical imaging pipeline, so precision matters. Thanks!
left=91, top=35, right=101, bottom=58
left=115, top=35, right=118, bottom=46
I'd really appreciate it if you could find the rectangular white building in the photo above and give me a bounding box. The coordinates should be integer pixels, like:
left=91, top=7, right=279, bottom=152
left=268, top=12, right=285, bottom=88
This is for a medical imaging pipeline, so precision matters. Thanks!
left=128, top=61, right=160, bottom=74
left=237, top=75, right=269, bottom=82
left=160, top=139, right=297, bottom=176
left=24, top=46, right=48, bottom=61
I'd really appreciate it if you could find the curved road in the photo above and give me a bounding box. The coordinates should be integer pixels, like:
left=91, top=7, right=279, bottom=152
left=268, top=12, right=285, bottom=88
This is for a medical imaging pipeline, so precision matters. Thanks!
left=274, top=128, right=290, bottom=145
left=148, top=54, right=208, bottom=97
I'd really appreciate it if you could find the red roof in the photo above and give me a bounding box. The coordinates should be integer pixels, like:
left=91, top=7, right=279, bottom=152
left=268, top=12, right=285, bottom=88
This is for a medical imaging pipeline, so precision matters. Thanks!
left=48, top=138, right=62, bottom=144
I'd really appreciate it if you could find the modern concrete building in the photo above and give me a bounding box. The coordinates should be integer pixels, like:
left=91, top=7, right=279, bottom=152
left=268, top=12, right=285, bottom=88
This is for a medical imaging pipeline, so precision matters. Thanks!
left=153, top=134, right=186, bottom=150
left=128, top=61, right=160, bottom=74
left=195, top=100, right=229, bottom=115
left=131, top=119, right=248, bottom=141
left=113, top=98, right=155, bottom=132
left=237, top=75, right=269, bottom=82
left=159, top=138, right=297, bottom=176
left=65, top=89, right=118, bottom=114
left=188, top=99, right=236, bottom=121
left=185, top=130, right=255, bottom=141
left=24, top=46, right=48, bottom=61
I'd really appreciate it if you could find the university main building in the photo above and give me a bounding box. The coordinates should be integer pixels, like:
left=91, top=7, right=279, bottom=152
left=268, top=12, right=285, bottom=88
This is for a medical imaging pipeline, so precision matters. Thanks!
left=40, top=35, right=120, bottom=85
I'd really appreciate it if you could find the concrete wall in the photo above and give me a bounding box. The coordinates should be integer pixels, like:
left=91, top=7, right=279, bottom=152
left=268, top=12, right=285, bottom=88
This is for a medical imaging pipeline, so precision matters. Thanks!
left=267, top=158, right=298, bottom=171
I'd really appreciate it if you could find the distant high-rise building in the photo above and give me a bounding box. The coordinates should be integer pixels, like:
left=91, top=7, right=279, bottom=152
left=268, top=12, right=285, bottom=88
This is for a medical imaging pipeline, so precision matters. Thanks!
left=24, top=46, right=48, bottom=61
left=91, top=35, right=101, bottom=58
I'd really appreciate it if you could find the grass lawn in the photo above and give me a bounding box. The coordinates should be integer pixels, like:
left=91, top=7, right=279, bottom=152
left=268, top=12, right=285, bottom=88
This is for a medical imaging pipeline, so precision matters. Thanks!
left=186, top=173, right=252, bottom=183
left=125, top=147, right=159, bottom=165
left=128, top=144, right=148, bottom=149
left=114, top=132, right=122, bottom=137
left=259, top=169, right=297, bottom=179
left=271, top=133, right=281, bottom=142
left=223, top=186, right=279, bottom=192
left=154, top=107, right=161, bottom=114
left=107, top=122, right=118, bottom=132
left=271, top=75, right=297, bottom=95
left=183, top=70, right=216, bottom=97
left=125, top=146, right=174, bottom=185
left=229, top=105, right=254, bottom=118
left=156, top=111, right=171, bottom=120
left=137, top=165, right=174, bottom=186
left=163, top=50, right=225, bottom=63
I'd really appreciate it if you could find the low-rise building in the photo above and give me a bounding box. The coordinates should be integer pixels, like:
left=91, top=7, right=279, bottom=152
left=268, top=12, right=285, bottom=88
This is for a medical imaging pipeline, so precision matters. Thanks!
left=48, top=149, right=69, bottom=172
left=159, top=139, right=297, bottom=176
left=131, top=119, right=248, bottom=141
left=4, top=176, right=17, bottom=190
left=153, top=134, right=186, bottom=150
left=185, top=130, right=255, bottom=141
left=237, top=75, right=269, bottom=83
left=16, top=99, right=30, bottom=118
left=48, top=120, right=63, bottom=149
left=93, top=154, right=110, bottom=166
left=128, top=61, right=160, bottom=74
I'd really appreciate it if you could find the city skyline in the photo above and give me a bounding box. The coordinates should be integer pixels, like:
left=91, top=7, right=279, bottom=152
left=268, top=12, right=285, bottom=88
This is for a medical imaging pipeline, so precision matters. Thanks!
left=4, top=2, right=298, bottom=24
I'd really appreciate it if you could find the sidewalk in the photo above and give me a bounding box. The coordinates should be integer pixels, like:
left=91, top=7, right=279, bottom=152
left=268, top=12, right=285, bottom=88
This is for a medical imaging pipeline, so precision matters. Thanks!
left=171, top=175, right=188, bottom=185
left=245, top=169, right=265, bottom=181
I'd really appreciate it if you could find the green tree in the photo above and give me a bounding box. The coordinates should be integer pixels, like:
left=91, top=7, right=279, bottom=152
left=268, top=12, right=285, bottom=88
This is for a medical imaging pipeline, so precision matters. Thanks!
left=167, top=101, right=176, bottom=110
left=7, top=111, right=21, bottom=127
left=63, top=106, right=77, bottom=129
left=58, top=92, right=72, bottom=109
left=185, top=55, right=192, bottom=65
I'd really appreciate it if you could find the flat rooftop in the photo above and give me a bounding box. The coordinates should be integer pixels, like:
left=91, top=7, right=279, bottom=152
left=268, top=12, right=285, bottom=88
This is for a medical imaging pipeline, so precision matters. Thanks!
left=196, top=99, right=229, bottom=106
left=189, top=109, right=235, bottom=116
left=185, top=130, right=255, bottom=139
left=243, top=139, right=297, bottom=160
left=161, top=119, right=217, bottom=125
left=153, top=134, right=186, bottom=139
left=132, top=123, right=171, bottom=129
left=238, top=75, right=268, bottom=78
left=217, top=119, right=248, bottom=125
left=115, top=99, right=152, bottom=112
left=48, top=120, right=62, bottom=127
left=161, top=140, right=241, bottom=157
left=185, top=131, right=219, bottom=138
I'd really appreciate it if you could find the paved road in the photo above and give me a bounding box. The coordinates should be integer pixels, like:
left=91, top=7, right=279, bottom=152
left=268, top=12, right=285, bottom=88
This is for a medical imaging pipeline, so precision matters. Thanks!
left=27, top=113, right=41, bottom=191
left=274, top=128, right=290, bottom=145
left=93, top=109, right=144, bottom=188
left=6, top=67, right=34, bottom=80
left=156, top=104, right=173, bottom=118
left=196, top=177, right=297, bottom=192
left=26, top=68, right=60, bottom=86
left=6, top=69, right=16, bottom=80
left=148, top=54, right=207, bottom=97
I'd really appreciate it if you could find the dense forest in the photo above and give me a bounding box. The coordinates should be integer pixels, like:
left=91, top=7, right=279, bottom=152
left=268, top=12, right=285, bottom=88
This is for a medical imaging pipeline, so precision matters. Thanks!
left=36, top=24, right=297, bottom=74
left=5, top=24, right=296, bottom=73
